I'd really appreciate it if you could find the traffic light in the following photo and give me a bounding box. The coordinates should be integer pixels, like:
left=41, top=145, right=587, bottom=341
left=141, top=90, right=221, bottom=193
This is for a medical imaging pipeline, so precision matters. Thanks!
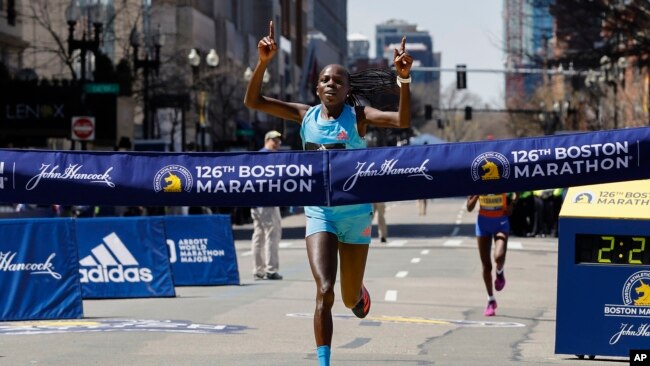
left=464, top=106, right=472, bottom=120
left=424, top=104, right=433, bottom=120
left=456, top=64, right=467, bottom=89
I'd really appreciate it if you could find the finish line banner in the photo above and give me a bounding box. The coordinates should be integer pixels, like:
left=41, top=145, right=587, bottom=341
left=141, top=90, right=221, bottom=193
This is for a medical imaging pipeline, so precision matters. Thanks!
left=0, top=127, right=649, bottom=206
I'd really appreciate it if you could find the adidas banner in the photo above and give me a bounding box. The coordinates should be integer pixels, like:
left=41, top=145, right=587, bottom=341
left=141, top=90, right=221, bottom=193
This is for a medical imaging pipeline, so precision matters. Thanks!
left=0, top=218, right=83, bottom=321
left=0, top=127, right=649, bottom=206
left=164, top=215, right=240, bottom=286
left=75, top=217, right=176, bottom=299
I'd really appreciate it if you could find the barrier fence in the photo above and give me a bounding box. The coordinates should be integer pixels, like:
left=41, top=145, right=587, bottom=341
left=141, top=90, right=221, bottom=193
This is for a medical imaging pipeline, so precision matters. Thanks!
left=0, top=215, right=239, bottom=321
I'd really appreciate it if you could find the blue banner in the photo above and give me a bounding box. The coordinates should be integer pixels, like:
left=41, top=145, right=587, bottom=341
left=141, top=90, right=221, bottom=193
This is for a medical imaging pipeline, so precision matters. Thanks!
left=330, top=128, right=650, bottom=204
left=0, top=218, right=83, bottom=320
left=0, top=127, right=649, bottom=206
left=75, top=217, right=176, bottom=299
left=164, top=215, right=240, bottom=286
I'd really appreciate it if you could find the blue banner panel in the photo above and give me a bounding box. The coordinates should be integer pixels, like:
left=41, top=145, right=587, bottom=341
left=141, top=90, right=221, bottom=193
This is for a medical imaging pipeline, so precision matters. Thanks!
left=164, top=215, right=240, bottom=286
left=329, top=128, right=650, bottom=205
left=0, top=150, right=327, bottom=207
left=0, top=127, right=649, bottom=206
left=75, top=217, right=175, bottom=299
left=0, top=218, right=82, bottom=320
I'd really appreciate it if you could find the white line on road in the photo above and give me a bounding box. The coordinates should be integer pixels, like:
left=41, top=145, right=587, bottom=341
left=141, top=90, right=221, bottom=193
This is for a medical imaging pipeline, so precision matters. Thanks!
left=384, top=290, right=398, bottom=302
left=395, top=271, right=408, bottom=278
left=411, top=257, right=421, bottom=263
left=421, top=250, right=430, bottom=255
left=279, top=242, right=292, bottom=248
left=509, top=241, right=523, bottom=250
left=241, top=251, right=252, bottom=257
left=387, top=240, right=407, bottom=247
left=443, top=239, right=462, bottom=247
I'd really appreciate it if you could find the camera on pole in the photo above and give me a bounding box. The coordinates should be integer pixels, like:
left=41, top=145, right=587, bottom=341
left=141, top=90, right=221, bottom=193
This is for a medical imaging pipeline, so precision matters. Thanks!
left=456, top=64, right=467, bottom=89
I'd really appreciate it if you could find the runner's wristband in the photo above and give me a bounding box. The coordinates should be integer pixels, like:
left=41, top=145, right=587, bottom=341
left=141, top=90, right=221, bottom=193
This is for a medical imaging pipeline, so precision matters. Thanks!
left=396, top=75, right=411, bottom=87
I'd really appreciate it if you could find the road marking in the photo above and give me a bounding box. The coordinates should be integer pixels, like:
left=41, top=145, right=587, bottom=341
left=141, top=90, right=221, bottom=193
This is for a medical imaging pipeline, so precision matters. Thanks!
left=384, top=290, right=398, bottom=302
left=241, top=250, right=252, bottom=257
left=509, top=241, right=523, bottom=250
left=340, top=337, right=372, bottom=348
left=421, top=249, right=430, bottom=255
left=395, top=271, right=408, bottom=278
left=443, top=239, right=462, bottom=247
left=279, top=242, right=292, bottom=248
left=0, top=319, right=249, bottom=335
left=286, top=313, right=526, bottom=328
left=411, top=257, right=421, bottom=263
left=387, top=240, right=407, bottom=247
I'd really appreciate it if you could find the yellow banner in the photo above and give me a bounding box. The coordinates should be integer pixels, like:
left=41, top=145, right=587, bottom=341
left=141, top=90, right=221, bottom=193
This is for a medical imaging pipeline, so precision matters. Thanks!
left=561, top=179, right=650, bottom=219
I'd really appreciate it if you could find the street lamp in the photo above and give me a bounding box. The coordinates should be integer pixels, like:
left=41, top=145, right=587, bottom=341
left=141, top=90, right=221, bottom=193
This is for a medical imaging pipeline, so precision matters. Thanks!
left=65, top=0, right=104, bottom=81
left=130, top=25, right=164, bottom=139
left=188, top=48, right=219, bottom=151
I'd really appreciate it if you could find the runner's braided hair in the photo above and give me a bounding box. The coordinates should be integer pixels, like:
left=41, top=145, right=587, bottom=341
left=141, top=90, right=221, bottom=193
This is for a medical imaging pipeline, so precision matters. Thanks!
left=346, top=68, right=399, bottom=107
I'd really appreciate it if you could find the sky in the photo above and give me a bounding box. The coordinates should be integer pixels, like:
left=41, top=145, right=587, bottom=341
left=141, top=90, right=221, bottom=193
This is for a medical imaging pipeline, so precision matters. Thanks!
left=348, top=0, right=505, bottom=108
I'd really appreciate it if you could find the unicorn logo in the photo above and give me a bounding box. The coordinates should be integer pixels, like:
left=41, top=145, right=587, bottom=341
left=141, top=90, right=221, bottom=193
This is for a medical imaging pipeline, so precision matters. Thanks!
left=471, top=152, right=510, bottom=182
left=634, top=280, right=650, bottom=306
left=163, top=173, right=182, bottom=192
left=481, top=159, right=500, bottom=180
left=153, top=165, right=193, bottom=193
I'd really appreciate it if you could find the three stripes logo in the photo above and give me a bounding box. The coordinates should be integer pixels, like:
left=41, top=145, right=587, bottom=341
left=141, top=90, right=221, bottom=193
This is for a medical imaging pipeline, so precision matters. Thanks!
left=79, top=232, right=153, bottom=283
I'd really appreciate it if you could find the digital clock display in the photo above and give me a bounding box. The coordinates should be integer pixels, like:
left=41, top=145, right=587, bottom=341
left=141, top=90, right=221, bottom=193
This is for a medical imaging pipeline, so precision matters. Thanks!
left=575, top=234, right=650, bottom=265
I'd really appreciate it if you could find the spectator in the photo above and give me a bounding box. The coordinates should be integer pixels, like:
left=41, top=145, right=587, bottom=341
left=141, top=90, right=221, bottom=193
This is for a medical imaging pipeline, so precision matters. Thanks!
left=250, top=130, right=284, bottom=280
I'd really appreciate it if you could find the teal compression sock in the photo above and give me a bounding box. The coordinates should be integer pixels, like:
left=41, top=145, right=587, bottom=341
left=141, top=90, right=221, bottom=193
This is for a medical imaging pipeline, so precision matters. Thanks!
left=316, top=345, right=330, bottom=366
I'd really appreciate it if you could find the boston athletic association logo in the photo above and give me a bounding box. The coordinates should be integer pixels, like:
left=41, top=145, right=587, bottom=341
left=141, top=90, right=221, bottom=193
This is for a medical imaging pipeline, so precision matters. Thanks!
left=153, top=165, right=193, bottom=193
left=572, top=191, right=594, bottom=204
left=471, top=152, right=510, bottom=182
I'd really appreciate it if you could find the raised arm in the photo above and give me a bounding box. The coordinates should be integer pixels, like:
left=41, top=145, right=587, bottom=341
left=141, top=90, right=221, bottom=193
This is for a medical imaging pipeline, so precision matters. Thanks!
left=358, top=36, right=413, bottom=129
left=244, top=21, right=309, bottom=123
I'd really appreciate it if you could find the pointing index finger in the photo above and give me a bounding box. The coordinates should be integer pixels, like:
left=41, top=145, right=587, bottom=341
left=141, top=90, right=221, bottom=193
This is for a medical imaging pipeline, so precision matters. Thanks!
left=269, top=20, right=274, bottom=39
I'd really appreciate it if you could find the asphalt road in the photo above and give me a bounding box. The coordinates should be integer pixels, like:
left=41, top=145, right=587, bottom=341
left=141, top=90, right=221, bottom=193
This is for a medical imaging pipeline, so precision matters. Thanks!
left=0, top=198, right=629, bottom=365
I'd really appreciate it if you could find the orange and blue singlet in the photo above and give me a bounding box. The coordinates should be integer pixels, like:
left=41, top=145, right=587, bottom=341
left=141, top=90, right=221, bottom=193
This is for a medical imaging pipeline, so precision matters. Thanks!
left=476, top=193, right=510, bottom=237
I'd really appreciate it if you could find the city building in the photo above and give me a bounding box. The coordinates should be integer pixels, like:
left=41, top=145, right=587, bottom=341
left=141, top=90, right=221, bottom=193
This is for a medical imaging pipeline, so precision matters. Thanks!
left=503, top=0, right=554, bottom=107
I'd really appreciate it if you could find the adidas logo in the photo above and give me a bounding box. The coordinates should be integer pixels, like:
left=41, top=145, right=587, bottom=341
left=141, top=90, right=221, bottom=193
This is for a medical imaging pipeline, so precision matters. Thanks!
left=79, top=232, right=153, bottom=283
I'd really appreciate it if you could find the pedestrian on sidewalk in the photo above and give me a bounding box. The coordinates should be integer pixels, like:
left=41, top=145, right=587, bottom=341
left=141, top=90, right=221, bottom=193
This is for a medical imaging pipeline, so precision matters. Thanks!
left=466, top=192, right=517, bottom=316
left=244, top=20, right=412, bottom=366
left=250, top=130, right=284, bottom=280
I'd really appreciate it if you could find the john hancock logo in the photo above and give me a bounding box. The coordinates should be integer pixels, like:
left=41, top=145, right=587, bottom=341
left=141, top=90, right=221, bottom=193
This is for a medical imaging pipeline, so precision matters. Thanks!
left=153, top=165, right=193, bottom=193
left=471, top=152, right=510, bottom=182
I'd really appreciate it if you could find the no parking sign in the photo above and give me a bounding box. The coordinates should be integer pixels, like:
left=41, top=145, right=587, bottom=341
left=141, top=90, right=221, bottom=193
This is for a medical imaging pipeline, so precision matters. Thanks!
left=71, top=116, right=95, bottom=141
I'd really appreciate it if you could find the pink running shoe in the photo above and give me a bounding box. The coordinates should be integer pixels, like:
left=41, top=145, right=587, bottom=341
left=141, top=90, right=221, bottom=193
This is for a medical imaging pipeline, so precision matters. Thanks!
left=495, top=271, right=506, bottom=292
left=352, top=284, right=371, bottom=319
left=484, top=300, right=497, bottom=317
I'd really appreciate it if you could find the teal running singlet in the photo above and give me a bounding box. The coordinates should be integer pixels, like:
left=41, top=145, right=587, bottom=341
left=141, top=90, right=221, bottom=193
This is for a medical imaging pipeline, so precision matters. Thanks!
left=300, top=104, right=372, bottom=219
